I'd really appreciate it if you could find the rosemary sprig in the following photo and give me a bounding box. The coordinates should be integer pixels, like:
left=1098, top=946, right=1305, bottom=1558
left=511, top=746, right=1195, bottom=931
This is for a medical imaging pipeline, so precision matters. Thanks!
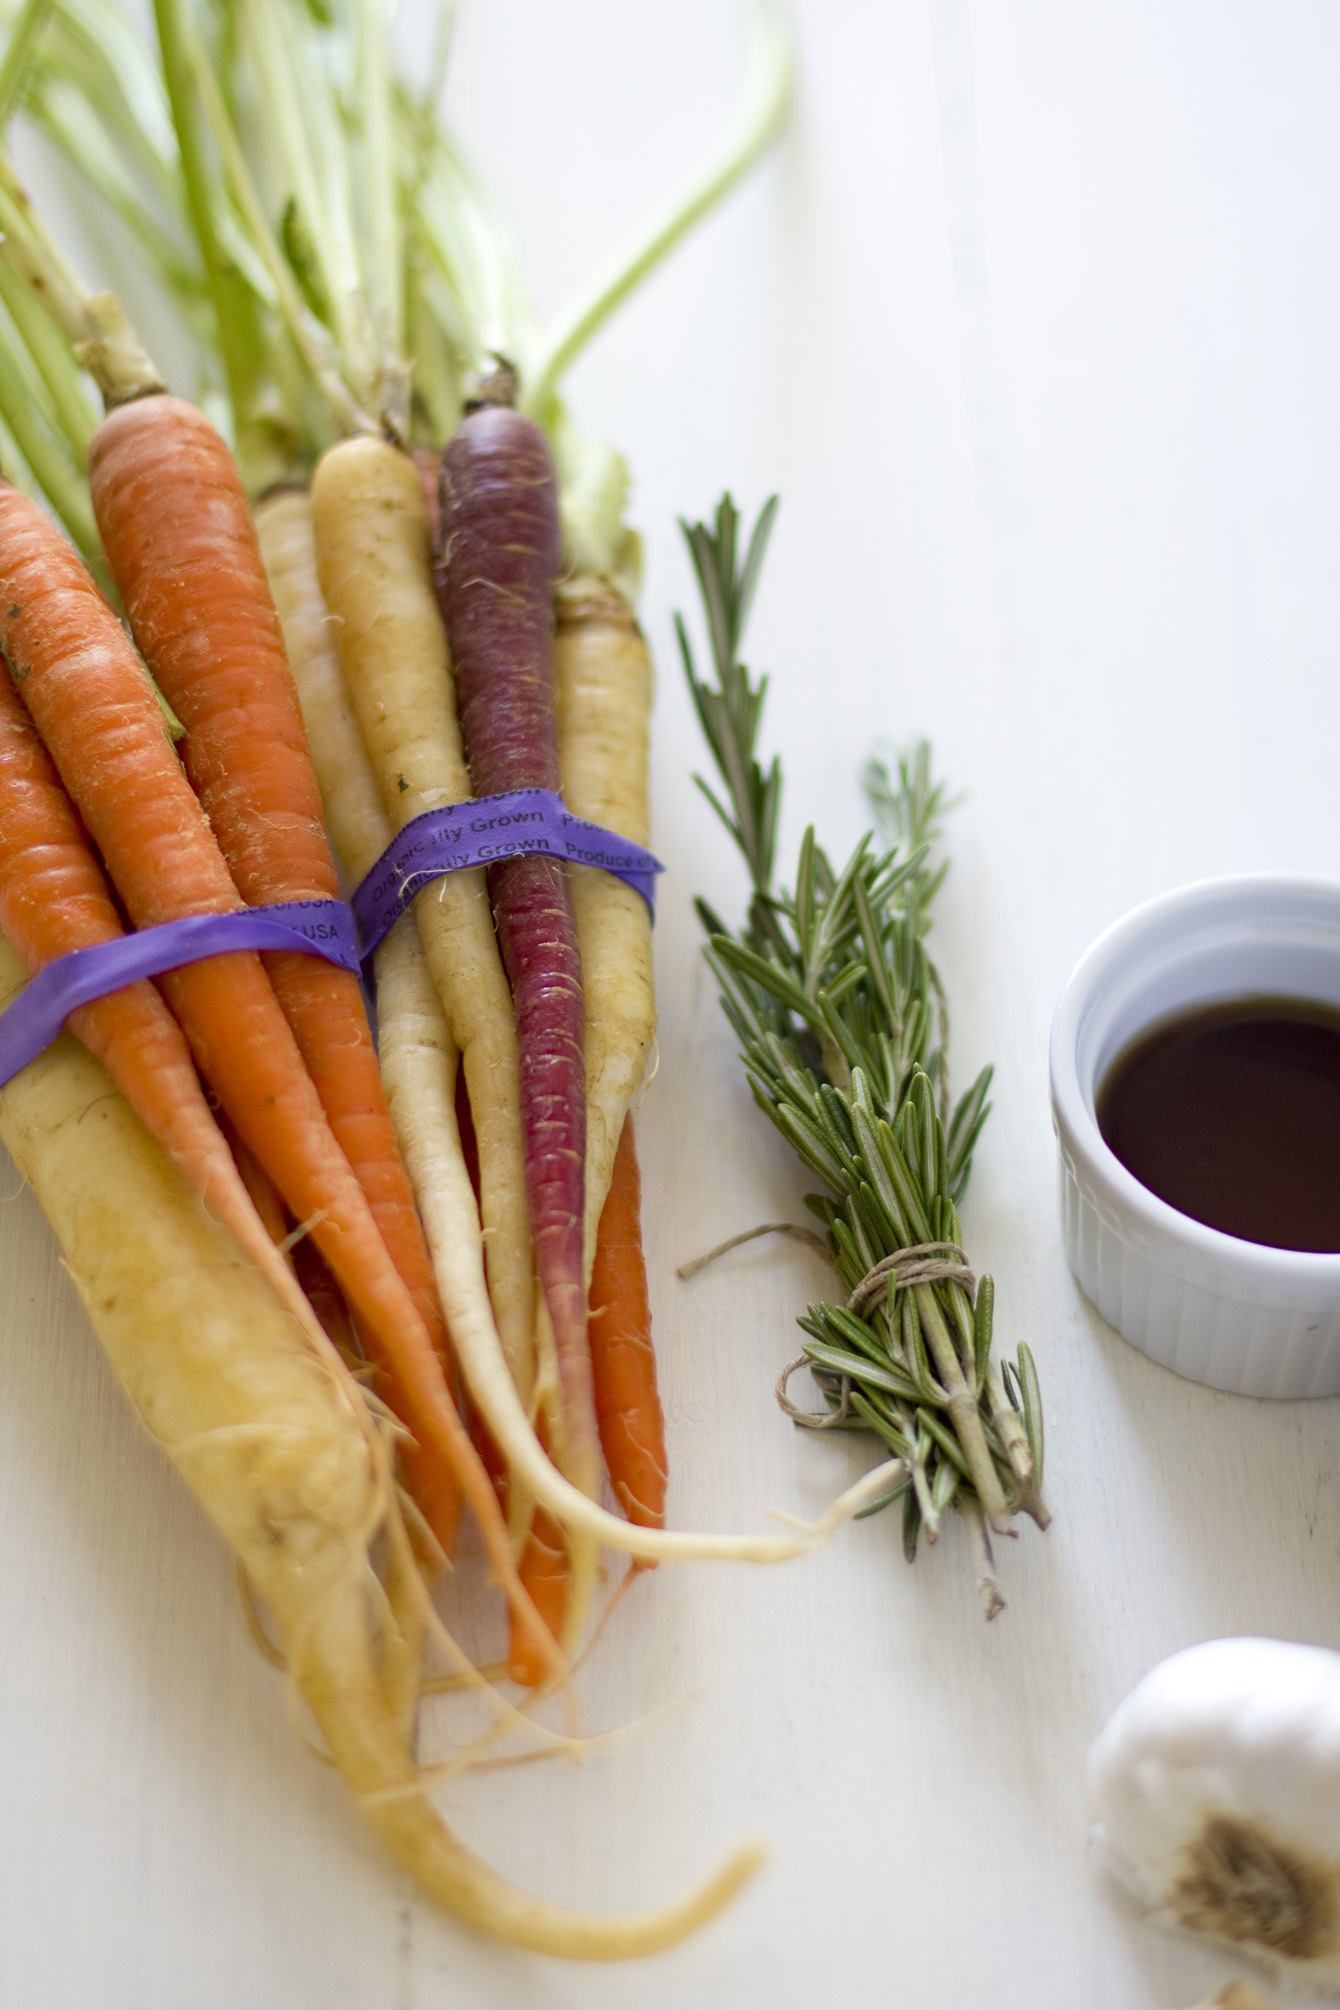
left=680, top=495, right=1049, bottom=1613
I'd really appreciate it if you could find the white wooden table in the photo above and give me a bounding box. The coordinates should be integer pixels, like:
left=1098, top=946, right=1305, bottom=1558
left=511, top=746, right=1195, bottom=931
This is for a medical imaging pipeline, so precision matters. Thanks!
left=4, top=4, right=1340, bottom=2004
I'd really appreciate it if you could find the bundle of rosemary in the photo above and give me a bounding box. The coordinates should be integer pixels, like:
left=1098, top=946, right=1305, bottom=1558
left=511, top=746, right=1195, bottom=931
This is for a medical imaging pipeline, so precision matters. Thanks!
left=679, top=496, right=1049, bottom=1616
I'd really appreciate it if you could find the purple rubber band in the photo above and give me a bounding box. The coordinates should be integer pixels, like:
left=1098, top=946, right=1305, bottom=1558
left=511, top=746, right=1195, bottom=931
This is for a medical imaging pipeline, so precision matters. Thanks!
left=352, top=787, right=664, bottom=960
left=0, top=898, right=359, bottom=1092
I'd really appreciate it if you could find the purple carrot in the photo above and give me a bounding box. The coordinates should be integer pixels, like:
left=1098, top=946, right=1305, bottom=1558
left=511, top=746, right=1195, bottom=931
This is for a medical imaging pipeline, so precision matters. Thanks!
left=437, top=403, right=595, bottom=1483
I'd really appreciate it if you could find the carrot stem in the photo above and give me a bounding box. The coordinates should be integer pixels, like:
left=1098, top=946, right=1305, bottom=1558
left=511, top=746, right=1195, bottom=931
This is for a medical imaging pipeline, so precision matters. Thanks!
left=521, top=0, right=791, bottom=418
left=0, top=249, right=99, bottom=464
left=0, top=303, right=100, bottom=566
left=151, top=0, right=264, bottom=438
left=0, top=0, right=52, bottom=126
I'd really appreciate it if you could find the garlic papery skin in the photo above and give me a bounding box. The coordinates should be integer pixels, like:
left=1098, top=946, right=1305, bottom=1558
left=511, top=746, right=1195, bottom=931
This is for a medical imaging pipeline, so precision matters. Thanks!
left=1089, top=1639, right=1340, bottom=1995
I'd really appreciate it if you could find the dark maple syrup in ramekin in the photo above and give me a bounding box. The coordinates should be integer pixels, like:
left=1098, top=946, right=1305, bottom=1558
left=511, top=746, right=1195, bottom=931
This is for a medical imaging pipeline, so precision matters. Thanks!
left=1096, top=996, right=1340, bottom=1253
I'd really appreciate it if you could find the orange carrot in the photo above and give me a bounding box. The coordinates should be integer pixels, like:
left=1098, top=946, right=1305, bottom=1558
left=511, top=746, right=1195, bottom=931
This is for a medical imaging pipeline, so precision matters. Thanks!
left=589, top=1113, right=668, bottom=1562
left=0, top=477, right=556, bottom=1661
left=87, top=398, right=456, bottom=1419
left=508, top=1508, right=570, bottom=1687
left=504, top=1400, right=568, bottom=1686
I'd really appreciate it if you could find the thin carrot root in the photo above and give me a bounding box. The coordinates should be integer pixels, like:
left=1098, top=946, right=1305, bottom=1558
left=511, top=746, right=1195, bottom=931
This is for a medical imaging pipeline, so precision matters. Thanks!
left=257, top=485, right=559, bottom=1586
left=0, top=929, right=762, bottom=1957
left=300, top=1567, right=765, bottom=1960
left=379, top=1487, right=431, bottom=1747
left=256, top=485, right=475, bottom=1530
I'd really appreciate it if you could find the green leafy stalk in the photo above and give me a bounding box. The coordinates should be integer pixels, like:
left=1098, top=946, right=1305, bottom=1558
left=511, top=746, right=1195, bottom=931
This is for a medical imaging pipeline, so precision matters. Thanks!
left=151, top=0, right=267, bottom=454
left=522, top=0, right=791, bottom=421
left=0, top=297, right=100, bottom=566
left=0, top=0, right=49, bottom=125
left=354, top=0, right=403, bottom=429
left=9, top=0, right=788, bottom=587
left=681, top=495, right=1050, bottom=1612
left=179, top=3, right=372, bottom=448
left=0, top=256, right=98, bottom=460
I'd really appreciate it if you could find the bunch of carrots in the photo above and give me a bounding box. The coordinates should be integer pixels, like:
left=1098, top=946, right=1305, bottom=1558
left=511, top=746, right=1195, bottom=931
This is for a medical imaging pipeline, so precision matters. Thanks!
left=0, top=0, right=905, bottom=1959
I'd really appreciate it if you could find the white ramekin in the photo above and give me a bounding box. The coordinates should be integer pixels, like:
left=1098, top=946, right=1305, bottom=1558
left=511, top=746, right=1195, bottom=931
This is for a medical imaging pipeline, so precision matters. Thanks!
left=1048, top=874, right=1340, bottom=1398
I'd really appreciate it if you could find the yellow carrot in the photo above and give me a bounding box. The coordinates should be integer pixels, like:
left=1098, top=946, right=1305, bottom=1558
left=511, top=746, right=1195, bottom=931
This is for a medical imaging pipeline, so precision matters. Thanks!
left=553, top=576, right=657, bottom=1277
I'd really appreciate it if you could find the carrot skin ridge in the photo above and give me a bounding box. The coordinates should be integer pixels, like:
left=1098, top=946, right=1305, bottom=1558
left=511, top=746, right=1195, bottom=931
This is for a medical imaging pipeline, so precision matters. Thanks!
left=438, top=408, right=595, bottom=1484
left=589, top=1112, right=667, bottom=1567
left=0, top=474, right=565, bottom=1649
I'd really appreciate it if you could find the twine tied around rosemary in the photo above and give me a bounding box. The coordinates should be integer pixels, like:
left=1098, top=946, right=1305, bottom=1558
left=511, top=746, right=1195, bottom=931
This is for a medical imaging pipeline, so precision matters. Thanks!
left=775, top=1241, right=977, bottom=1429
left=844, top=1240, right=976, bottom=1316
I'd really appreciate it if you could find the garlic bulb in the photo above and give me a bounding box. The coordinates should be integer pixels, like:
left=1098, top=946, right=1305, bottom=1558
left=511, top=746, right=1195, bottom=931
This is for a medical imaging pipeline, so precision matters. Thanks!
left=1089, top=1638, right=1340, bottom=1995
